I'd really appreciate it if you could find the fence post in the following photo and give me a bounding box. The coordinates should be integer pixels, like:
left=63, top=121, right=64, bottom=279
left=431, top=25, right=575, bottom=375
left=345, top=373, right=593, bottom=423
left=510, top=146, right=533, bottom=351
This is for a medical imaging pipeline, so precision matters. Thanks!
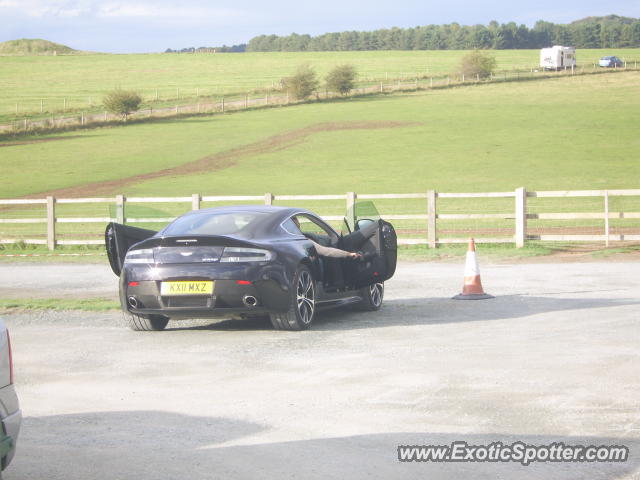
left=427, top=190, right=437, bottom=249
left=46, top=196, right=56, bottom=251
left=221, top=97, right=225, bottom=113
left=346, top=192, right=357, bottom=230
left=192, top=193, right=201, bottom=211
left=604, top=190, right=610, bottom=247
left=116, top=195, right=125, bottom=224
left=264, top=193, right=273, bottom=206
left=515, top=187, right=526, bottom=248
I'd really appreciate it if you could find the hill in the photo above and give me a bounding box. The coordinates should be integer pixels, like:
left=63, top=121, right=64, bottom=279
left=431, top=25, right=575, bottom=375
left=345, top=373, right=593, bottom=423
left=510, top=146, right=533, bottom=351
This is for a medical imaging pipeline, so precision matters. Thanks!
left=571, top=15, right=639, bottom=25
left=0, top=39, right=78, bottom=55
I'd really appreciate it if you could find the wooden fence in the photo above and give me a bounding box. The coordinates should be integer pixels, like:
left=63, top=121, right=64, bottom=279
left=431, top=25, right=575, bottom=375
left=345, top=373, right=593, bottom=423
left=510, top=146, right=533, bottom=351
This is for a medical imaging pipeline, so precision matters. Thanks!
left=1, top=189, right=639, bottom=250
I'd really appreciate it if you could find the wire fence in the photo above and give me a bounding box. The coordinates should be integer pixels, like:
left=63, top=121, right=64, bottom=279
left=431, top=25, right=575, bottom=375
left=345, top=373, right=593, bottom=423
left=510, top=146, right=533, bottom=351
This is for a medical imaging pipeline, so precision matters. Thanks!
left=1, top=189, right=639, bottom=250
left=3, top=63, right=638, bottom=134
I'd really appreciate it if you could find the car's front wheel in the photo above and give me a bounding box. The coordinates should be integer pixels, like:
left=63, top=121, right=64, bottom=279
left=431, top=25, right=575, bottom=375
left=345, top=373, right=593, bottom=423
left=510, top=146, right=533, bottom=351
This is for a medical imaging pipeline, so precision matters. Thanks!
left=355, top=282, right=384, bottom=311
left=124, top=312, right=170, bottom=331
left=270, top=264, right=315, bottom=331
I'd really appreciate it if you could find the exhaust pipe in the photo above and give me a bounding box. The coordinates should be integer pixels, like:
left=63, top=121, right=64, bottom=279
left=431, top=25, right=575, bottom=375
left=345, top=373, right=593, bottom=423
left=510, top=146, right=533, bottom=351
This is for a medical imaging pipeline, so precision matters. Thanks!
left=242, top=295, right=258, bottom=308
left=128, top=296, right=138, bottom=309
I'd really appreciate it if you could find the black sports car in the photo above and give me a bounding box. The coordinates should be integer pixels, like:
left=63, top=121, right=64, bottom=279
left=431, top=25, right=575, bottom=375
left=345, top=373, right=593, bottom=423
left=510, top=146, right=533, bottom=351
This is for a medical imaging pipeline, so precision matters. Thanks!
left=105, top=202, right=397, bottom=331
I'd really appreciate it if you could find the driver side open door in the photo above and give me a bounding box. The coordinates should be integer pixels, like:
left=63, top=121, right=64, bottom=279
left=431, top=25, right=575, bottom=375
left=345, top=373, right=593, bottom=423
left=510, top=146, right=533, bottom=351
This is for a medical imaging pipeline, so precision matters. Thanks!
left=340, top=201, right=397, bottom=288
left=105, top=222, right=157, bottom=276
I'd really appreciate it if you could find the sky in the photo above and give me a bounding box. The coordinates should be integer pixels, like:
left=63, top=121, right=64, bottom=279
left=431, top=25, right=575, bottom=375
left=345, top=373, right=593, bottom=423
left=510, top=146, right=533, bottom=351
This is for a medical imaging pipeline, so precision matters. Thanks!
left=0, top=0, right=638, bottom=53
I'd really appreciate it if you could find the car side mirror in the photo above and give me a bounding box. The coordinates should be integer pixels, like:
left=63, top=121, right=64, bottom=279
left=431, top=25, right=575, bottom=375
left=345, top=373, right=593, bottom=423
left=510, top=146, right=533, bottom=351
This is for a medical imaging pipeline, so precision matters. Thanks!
left=355, top=219, right=375, bottom=231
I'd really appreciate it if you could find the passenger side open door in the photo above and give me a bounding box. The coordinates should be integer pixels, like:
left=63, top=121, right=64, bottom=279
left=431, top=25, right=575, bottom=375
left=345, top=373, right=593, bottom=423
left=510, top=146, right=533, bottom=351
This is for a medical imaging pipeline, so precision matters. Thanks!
left=340, top=201, right=397, bottom=288
left=105, top=222, right=157, bottom=276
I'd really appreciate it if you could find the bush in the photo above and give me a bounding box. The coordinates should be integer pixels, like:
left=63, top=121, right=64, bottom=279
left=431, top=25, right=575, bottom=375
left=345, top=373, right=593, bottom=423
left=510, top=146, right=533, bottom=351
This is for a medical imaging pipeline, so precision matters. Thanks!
left=282, top=64, right=319, bottom=101
left=459, top=50, right=497, bottom=80
left=103, top=89, right=142, bottom=120
left=326, top=64, right=357, bottom=95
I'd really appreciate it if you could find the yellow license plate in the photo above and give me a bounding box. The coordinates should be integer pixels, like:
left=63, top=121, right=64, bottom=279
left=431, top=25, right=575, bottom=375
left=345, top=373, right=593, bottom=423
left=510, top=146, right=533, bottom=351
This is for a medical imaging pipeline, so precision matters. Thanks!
left=161, top=281, right=214, bottom=296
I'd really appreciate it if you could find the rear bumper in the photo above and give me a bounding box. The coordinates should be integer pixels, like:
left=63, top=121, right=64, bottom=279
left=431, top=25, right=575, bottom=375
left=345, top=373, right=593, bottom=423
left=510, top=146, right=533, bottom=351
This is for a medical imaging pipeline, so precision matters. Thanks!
left=122, top=276, right=290, bottom=317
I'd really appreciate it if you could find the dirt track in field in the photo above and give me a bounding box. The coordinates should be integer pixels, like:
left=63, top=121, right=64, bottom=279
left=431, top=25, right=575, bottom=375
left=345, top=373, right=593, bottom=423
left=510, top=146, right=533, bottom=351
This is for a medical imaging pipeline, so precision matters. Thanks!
left=21, top=121, right=418, bottom=199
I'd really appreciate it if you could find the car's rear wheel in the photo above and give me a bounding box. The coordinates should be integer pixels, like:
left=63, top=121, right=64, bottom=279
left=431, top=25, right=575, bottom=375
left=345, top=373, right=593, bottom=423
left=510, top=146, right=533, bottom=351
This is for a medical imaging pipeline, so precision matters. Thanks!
left=124, top=312, right=169, bottom=331
left=270, top=264, right=315, bottom=331
left=355, top=282, right=384, bottom=311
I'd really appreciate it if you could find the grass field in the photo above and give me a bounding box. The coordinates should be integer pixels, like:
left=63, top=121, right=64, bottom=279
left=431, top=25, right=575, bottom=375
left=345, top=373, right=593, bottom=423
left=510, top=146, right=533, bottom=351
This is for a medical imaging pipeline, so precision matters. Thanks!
left=2, top=49, right=640, bottom=122
left=1, top=70, right=639, bottom=245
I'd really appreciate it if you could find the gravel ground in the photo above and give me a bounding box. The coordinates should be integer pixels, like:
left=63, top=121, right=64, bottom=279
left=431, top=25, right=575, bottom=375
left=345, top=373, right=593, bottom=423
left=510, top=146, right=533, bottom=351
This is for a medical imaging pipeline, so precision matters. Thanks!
left=1, top=261, right=640, bottom=479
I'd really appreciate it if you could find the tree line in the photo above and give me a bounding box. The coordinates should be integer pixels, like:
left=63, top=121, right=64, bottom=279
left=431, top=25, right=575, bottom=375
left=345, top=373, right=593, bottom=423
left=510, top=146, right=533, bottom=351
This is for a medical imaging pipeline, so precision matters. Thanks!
left=165, top=44, right=246, bottom=54
left=246, top=15, right=640, bottom=52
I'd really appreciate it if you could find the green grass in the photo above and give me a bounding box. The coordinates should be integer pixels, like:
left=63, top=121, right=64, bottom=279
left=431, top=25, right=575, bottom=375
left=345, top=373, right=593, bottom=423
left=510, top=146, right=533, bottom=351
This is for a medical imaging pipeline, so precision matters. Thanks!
left=590, top=244, right=640, bottom=258
left=0, top=297, right=118, bottom=311
left=1, top=71, right=639, bottom=245
left=398, top=243, right=554, bottom=261
left=2, top=49, right=639, bottom=121
left=0, top=38, right=79, bottom=55
left=0, top=243, right=106, bottom=263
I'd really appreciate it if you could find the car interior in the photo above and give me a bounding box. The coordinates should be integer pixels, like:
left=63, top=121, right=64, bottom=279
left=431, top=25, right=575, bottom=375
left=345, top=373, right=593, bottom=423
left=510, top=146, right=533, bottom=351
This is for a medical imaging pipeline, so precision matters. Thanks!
left=288, top=213, right=383, bottom=292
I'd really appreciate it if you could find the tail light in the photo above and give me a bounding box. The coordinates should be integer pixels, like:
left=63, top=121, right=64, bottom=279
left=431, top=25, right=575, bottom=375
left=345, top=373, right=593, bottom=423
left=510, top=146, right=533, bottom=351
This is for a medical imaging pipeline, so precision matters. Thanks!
left=7, top=330, right=13, bottom=385
left=220, top=247, right=274, bottom=262
left=124, top=248, right=154, bottom=264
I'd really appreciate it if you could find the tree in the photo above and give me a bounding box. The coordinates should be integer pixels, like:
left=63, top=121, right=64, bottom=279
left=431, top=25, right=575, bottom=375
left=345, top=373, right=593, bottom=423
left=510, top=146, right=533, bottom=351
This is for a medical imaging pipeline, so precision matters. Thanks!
left=325, top=64, right=357, bottom=95
left=102, top=89, right=142, bottom=121
left=282, top=64, right=319, bottom=100
left=459, top=50, right=497, bottom=79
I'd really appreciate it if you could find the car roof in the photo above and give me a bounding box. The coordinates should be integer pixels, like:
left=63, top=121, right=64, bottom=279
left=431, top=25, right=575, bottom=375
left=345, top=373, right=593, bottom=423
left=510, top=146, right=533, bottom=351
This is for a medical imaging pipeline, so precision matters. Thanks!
left=160, top=205, right=333, bottom=239
left=178, top=204, right=320, bottom=222
left=185, top=205, right=297, bottom=214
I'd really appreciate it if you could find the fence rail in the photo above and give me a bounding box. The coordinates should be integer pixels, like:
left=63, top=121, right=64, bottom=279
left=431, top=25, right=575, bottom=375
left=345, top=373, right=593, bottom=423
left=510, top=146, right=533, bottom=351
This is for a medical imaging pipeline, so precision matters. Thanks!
left=1, top=188, right=639, bottom=250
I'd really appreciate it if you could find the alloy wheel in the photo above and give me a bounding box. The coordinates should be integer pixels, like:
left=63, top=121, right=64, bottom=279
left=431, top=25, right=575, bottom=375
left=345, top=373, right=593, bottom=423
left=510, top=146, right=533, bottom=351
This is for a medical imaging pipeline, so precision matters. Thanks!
left=369, top=283, right=384, bottom=307
left=296, top=270, right=315, bottom=324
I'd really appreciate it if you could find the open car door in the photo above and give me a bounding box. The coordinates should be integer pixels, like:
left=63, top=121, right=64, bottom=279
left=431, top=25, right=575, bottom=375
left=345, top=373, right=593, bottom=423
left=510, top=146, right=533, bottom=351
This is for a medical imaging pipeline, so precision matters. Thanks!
left=340, top=201, right=397, bottom=288
left=105, top=222, right=157, bottom=276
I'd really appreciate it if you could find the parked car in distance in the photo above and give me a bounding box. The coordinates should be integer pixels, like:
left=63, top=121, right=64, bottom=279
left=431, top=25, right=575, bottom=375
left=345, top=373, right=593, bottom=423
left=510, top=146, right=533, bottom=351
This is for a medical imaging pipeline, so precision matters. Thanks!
left=599, top=56, right=623, bottom=68
left=0, top=318, right=21, bottom=478
left=106, top=203, right=398, bottom=331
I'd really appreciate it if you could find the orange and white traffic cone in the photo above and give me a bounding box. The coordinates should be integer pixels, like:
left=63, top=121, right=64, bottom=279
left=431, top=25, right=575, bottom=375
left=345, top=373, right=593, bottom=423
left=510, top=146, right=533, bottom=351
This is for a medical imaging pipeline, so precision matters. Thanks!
left=452, top=238, right=493, bottom=300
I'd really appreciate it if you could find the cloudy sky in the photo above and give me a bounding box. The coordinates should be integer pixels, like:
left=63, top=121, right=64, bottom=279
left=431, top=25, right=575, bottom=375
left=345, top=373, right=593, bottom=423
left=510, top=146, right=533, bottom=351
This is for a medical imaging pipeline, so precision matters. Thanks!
left=0, top=0, right=638, bottom=53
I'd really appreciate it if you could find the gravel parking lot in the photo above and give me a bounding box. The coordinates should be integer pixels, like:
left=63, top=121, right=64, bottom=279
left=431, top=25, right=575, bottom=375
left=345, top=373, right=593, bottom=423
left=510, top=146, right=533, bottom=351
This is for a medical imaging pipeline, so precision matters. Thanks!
left=2, top=261, right=639, bottom=479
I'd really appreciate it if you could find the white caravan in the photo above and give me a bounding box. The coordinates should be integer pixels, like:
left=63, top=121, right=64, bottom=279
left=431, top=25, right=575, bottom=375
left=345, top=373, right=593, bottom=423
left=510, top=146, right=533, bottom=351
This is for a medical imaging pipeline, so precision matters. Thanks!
left=540, top=46, right=576, bottom=70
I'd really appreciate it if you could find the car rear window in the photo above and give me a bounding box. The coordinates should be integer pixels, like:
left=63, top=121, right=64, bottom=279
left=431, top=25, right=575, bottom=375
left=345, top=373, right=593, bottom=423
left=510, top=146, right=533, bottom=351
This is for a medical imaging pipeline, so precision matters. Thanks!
left=161, top=211, right=269, bottom=236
